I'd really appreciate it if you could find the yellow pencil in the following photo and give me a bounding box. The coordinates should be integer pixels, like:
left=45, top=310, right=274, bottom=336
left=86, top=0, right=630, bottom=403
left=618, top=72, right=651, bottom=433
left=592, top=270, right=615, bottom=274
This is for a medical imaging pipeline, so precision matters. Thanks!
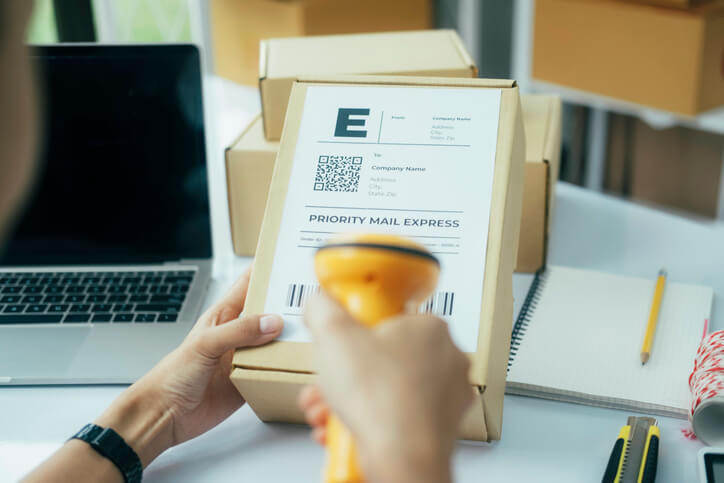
left=641, top=269, right=667, bottom=365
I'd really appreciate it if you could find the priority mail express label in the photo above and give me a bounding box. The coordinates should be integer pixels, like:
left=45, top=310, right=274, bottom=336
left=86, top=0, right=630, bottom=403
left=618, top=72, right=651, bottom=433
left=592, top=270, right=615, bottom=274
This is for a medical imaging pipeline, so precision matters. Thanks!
left=263, top=85, right=501, bottom=353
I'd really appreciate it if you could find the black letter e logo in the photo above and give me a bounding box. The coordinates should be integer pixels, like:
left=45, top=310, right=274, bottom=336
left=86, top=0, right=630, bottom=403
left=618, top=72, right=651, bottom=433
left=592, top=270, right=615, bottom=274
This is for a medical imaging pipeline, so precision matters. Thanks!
left=334, top=108, right=370, bottom=138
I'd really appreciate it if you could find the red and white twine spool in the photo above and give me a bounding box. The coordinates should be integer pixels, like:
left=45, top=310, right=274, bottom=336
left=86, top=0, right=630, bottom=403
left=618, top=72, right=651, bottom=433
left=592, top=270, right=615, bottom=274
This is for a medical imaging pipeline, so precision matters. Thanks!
left=688, top=323, right=724, bottom=445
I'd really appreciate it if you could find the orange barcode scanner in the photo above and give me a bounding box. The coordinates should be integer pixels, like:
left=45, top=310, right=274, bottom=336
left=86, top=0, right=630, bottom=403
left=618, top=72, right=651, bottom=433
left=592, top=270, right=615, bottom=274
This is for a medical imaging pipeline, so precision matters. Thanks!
left=314, top=233, right=440, bottom=483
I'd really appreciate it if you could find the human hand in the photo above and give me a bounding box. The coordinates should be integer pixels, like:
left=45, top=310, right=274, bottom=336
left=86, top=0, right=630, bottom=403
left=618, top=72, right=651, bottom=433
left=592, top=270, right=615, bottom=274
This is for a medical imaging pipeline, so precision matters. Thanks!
left=299, top=293, right=472, bottom=483
left=96, top=266, right=284, bottom=466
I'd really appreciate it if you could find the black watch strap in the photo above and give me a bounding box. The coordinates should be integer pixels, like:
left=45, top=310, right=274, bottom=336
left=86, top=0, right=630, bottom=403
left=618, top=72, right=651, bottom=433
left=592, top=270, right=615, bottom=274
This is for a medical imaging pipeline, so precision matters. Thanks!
left=71, top=423, right=143, bottom=483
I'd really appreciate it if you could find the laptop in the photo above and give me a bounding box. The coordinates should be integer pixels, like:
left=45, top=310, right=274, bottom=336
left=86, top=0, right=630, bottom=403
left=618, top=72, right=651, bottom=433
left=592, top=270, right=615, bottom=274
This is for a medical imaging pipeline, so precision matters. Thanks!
left=0, top=44, right=213, bottom=384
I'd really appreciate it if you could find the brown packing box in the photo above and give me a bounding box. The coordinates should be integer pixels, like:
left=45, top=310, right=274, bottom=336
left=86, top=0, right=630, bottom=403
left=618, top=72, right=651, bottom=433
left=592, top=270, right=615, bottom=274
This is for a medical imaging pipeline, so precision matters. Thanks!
left=533, top=0, right=724, bottom=116
left=225, top=116, right=279, bottom=256
left=259, top=30, right=478, bottom=140
left=517, top=95, right=562, bottom=273
left=225, top=96, right=559, bottom=272
left=618, top=0, right=715, bottom=8
left=631, top=122, right=724, bottom=217
left=632, top=122, right=724, bottom=217
left=605, top=114, right=724, bottom=217
left=229, top=75, right=526, bottom=442
left=210, top=0, right=432, bottom=86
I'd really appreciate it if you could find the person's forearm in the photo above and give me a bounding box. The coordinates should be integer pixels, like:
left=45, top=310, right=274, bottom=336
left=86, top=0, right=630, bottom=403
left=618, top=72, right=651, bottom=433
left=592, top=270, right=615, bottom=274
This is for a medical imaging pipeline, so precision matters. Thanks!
left=94, top=382, right=175, bottom=467
left=370, top=462, right=452, bottom=483
left=366, top=457, right=452, bottom=483
left=22, top=384, right=174, bottom=482
left=361, top=436, right=453, bottom=483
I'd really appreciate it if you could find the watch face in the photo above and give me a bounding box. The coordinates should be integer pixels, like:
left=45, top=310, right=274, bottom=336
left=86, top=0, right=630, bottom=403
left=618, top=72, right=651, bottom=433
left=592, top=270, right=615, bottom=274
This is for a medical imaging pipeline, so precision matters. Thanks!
left=705, top=453, right=724, bottom=482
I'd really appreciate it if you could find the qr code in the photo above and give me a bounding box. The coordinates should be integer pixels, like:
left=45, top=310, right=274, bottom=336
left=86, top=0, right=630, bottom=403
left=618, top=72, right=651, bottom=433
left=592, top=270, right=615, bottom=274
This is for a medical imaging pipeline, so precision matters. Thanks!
left=313, top=155, right=362, bottom=192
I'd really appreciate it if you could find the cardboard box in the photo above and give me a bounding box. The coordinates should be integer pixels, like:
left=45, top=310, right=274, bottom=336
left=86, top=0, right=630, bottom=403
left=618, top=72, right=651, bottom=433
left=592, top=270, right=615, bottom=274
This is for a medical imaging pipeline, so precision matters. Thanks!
left=226, top=115, right=279, bottom=256
left=517, top=95, right=562, bottom=273
left=211, top=0, right=432, bottom=86
left=631, top=122, right=724, bottom=217
left=260, top=30, right=478, bottom=140
left=533, top=0, right=724, bottom=115
left=226, top=96, right=559, bottom=272
left=605, top=114, right=724, bottom=217
left=618, top=0, right=716, bottom=8
left=229, top=75, right=526, bottom=442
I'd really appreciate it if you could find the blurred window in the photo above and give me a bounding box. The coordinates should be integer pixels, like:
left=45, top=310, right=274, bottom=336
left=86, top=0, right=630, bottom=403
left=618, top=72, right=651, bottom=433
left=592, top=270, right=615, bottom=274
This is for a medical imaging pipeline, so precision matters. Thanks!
left=93, top=0, right=191, bottom=42
left=27, top=0, right=58, bottom=43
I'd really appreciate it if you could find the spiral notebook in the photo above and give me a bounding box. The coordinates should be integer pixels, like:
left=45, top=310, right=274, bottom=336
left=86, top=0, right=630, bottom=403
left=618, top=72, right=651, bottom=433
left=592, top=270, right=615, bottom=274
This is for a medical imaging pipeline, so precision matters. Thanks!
left=507, top=265, right=713, bottom=418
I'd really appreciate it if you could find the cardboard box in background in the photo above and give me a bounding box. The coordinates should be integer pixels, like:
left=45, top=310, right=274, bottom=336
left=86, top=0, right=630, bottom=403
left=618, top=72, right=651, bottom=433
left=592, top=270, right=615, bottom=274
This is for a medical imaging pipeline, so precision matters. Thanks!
left=616, top=0, right=716, bottom=8
left=260, top=30, right=478, bottom=140
left=230, top=76, right=526, bottom=442
left=605, top=114, right=724, bottom=217
left=226, top=115, right=279, bottom=256
left=533, top=0, right=724, bottom=115
left=632, top=122, right=724, bottom=217
left=210, top=0, right=432, bottom=86
left=225, top=95, right=561, bottom=272
left=517, top=95, right=562, bottom=273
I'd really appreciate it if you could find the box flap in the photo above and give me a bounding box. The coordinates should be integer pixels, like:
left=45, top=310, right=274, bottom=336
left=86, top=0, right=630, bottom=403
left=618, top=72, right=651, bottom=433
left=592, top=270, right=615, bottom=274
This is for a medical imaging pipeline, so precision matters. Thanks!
left=233, top=341, right=482, bottom=376
left=520, top=95, right=552, bottom=163
left=230, top=367, right=316, bottom=424
left=296, top=75, right=515, bottom=89
left=259, top=39, right=270, bottom=80
left=447, top=29, right=478, bottom=76
left=542, top=98, right=562, bottom=168
left=264, top=30, right=478, bottom=79
left=234, top=341, right=316, bottom=372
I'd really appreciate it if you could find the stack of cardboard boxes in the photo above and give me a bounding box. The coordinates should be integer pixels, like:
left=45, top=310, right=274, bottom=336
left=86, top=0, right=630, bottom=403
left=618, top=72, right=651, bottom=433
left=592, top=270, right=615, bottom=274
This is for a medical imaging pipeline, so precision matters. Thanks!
left=225, top=30, right=562, bottom=273
left=223, top=29, right=564, bottom=442
left=225, top=29, right=478, bottom=252
left=232, top=74, right=528, bottom=443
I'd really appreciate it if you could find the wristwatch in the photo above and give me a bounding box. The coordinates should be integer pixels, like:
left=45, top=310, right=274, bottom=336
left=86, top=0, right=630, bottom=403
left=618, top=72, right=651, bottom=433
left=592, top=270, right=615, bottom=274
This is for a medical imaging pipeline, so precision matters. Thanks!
left=71, top=423, right=143, bottom=483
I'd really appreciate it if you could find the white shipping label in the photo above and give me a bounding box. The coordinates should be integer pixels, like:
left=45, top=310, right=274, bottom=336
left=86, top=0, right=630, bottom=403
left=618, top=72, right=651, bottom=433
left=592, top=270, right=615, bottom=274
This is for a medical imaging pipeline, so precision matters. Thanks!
left=263, top=85, right=501, bottom=353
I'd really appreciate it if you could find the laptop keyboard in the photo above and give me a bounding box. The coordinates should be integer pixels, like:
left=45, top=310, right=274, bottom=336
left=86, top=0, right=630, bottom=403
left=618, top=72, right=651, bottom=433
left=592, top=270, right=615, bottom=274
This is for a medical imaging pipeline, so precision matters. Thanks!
left=0, top=270, right=195, bottom=325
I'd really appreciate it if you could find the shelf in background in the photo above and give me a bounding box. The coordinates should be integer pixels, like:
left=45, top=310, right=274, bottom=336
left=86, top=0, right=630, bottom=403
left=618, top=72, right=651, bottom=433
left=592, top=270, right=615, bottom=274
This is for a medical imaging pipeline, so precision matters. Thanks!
left=526, top=79, right=724, bottom=135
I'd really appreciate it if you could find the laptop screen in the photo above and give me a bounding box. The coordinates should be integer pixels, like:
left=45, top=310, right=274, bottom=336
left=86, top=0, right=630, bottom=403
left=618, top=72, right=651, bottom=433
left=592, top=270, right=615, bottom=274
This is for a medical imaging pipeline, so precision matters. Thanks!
left=1, top=44, right=212, bottom=266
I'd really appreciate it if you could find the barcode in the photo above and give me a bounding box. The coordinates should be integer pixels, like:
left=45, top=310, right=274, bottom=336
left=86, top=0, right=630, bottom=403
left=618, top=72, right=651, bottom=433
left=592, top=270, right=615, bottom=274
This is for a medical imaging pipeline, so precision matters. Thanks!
left=287, top=283, right=321, bottom=309
left=417, top=291, right=455, bottom=317
left=285, top=283, right=454, bottom=317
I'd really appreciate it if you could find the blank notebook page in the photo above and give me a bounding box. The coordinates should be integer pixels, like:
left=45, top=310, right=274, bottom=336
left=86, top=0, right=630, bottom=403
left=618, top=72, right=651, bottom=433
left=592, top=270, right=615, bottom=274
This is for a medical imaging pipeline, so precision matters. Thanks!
left=507, top=265, right=713, bottom=417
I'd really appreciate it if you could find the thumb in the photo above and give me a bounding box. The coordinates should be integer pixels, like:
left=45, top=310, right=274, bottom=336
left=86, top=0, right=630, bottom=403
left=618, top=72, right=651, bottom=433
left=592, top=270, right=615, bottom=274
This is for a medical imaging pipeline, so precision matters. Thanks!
left=304, top=293, right=366, bottom=347
left=197, top=313, right=284, bottom=358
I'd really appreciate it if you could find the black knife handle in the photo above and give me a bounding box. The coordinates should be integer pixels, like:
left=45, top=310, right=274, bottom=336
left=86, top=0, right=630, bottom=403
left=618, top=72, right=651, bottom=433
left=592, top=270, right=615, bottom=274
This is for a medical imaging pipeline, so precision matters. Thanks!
left=640, top=434, right=659, bottom=483
left=602, top=438, right=624, bottom=483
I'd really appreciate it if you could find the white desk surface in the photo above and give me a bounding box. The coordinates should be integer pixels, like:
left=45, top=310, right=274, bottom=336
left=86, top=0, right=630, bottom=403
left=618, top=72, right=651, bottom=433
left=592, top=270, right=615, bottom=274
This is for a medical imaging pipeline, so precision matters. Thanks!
left=1, top=77, right=721, bottom=482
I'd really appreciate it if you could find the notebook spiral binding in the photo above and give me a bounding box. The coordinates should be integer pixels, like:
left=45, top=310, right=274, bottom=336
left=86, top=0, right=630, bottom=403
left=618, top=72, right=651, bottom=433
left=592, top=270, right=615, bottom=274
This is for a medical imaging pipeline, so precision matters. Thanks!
left=508, top=268, right=547, bottom=370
